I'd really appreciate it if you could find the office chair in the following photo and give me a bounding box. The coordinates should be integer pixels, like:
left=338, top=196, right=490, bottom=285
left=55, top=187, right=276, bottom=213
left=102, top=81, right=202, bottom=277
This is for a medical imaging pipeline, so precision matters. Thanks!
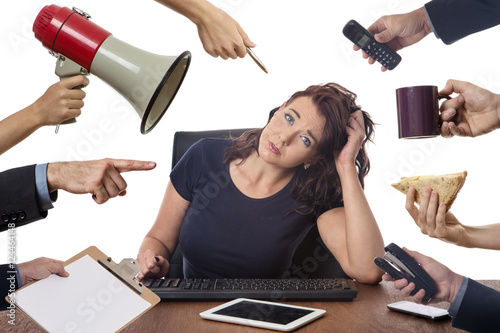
left=165, top=129, right=349, bottom=279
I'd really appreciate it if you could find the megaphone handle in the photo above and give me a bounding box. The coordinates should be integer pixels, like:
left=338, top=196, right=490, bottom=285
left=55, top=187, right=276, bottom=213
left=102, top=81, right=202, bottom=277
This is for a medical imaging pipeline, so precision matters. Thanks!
left=55, top=112, right=77, bottom=133
left=54, top=82, right=86, bottom=133
left=54, top=55, right=88, bottom=133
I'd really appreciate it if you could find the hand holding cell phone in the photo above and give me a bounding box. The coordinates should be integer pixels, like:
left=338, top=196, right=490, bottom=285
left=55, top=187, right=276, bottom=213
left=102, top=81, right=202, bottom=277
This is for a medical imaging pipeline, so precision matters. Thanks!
left=343, top=19, right=402, bottom=70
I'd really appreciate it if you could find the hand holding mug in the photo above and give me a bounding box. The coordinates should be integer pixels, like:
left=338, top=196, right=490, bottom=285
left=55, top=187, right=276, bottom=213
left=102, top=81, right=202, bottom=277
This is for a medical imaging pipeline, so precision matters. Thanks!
left=439, top=79, right=500, bottom=138
left=396, top=85, right=451, bottom=139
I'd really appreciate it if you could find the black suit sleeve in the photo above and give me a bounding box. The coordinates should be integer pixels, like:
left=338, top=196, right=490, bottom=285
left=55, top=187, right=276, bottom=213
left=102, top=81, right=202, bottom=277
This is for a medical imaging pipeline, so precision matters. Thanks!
left=425, top=0, right=500, bottom=44
left=452, top=279, right=500, bottom=331
left=0, top=165, right=48, bottom=232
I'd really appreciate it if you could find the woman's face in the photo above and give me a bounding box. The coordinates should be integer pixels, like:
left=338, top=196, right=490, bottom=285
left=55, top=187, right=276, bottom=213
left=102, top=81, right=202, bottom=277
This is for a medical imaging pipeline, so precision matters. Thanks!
left=259, top=96, right=326, bottom=169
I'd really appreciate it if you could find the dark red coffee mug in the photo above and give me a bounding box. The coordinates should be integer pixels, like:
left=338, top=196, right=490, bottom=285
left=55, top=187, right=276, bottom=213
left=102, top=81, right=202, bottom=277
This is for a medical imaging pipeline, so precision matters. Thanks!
left=396, top=86, right=451, bottom=139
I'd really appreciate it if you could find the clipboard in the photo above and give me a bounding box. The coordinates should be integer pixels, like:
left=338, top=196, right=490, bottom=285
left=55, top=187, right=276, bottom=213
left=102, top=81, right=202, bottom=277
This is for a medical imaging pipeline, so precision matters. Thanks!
left=7, top=246, right=160, bottom=332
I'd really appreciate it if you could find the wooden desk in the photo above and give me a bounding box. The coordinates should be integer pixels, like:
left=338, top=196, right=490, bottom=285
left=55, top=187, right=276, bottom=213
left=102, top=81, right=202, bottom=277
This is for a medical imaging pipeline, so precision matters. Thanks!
left=3, top=280, right=499, bottom=332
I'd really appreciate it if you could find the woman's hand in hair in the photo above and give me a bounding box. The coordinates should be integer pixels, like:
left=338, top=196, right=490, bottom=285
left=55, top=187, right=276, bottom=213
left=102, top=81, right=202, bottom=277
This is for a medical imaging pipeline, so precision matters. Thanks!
left=335, top=110, right=366, bottom=170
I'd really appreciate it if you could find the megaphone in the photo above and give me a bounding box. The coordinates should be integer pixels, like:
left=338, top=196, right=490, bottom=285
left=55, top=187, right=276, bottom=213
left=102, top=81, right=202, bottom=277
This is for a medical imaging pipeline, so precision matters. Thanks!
left=33, top=5, right=191, bottom=134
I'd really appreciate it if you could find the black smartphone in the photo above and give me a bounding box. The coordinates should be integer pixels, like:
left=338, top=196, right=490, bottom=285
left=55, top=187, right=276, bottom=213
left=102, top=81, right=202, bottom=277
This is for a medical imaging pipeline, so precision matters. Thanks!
left=343, top=19, right=402, bottom=70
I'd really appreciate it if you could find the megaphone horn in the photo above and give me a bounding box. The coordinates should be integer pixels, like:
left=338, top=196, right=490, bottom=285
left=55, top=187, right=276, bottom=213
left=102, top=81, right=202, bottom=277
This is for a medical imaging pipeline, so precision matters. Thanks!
left=33, top=5, right=191, bottom=134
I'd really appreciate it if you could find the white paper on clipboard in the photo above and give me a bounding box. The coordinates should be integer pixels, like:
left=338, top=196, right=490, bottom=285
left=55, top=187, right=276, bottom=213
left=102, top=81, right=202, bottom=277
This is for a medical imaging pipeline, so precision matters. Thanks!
left=13, top=254, right=150, bottom=332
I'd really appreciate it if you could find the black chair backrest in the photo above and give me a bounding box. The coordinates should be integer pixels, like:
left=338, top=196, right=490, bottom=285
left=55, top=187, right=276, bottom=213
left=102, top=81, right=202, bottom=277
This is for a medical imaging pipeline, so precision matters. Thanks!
left=165, top=129, right=349, bottom=279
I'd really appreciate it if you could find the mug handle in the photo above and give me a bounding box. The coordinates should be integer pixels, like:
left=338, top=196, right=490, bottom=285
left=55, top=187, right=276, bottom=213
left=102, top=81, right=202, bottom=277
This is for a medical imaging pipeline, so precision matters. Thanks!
left=438, top=94, right=455, bottom=124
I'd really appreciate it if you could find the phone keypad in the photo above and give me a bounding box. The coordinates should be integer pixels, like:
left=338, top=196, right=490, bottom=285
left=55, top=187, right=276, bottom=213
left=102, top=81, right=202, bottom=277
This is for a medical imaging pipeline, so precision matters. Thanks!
left=364, top=42, right=401, bottom=70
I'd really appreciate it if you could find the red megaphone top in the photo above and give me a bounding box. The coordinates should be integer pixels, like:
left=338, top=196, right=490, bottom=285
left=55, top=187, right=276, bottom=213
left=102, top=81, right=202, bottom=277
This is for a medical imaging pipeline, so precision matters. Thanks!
left=33, top=5, right=112, bottom=71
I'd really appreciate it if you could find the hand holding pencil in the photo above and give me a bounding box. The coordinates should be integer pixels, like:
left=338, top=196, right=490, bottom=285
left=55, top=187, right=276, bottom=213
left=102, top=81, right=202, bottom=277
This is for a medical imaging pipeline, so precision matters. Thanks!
left=246, top=47, right=268, bottom=73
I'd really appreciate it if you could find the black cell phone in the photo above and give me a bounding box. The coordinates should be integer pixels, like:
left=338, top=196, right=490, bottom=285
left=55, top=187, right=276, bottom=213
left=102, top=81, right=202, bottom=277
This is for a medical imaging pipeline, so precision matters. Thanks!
left=343, top=19, right=402, bottom=70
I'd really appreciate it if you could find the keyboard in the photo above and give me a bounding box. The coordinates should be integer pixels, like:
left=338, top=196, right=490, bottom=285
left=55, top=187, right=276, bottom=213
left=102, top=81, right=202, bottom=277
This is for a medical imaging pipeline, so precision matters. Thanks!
left=143, top=277, right=357, bottom=301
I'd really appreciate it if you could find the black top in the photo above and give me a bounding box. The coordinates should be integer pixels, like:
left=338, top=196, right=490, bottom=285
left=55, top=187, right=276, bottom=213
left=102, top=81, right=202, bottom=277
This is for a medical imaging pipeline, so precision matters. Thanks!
left=170, top=138, right=341, bottom=279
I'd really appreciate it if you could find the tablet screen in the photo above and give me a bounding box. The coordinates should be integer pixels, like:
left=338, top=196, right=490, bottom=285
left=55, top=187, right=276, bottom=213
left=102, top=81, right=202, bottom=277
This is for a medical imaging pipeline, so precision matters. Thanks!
left=213, top=300, right=314, bottom=325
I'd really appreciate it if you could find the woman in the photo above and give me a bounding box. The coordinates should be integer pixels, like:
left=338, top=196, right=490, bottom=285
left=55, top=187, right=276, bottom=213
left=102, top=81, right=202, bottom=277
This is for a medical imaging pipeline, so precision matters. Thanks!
left=137, top=82, right=384, bottom=284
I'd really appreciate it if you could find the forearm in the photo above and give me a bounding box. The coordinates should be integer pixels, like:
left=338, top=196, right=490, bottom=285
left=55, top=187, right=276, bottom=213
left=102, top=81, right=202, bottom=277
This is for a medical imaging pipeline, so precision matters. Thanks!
left=482, top=91, right=500, bottom=133
left=495, top=94, right=500, bottom=130
left=154, top=0, right=212, bottom=25
left=139, top=181, right=189, bottom=262
left=0, top=106, right=41, bottom=155
left=414, top=7, right=434, bottom=36
left=338, top=165, right=385, bottom=283
left=458, top=223, right=500, bottom=250
left=46, top=162, right=65, bottom=193
left=138, top=235, right=173, bottom=261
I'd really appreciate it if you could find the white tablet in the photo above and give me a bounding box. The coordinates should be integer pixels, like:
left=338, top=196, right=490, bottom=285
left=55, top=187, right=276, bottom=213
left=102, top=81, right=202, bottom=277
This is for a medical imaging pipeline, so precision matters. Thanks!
left=200, top=298, right=325, bottom=332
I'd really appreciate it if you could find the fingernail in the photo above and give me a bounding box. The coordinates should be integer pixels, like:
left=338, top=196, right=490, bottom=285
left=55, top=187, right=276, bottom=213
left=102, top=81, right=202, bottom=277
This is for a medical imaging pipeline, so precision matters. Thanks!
left=148, top=162, right=156, bottom=167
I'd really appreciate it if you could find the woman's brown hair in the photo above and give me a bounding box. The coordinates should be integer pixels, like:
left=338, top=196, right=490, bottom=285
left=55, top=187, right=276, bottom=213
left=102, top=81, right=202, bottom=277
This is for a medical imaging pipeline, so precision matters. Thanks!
left=224, top=82, right=375, bottom=215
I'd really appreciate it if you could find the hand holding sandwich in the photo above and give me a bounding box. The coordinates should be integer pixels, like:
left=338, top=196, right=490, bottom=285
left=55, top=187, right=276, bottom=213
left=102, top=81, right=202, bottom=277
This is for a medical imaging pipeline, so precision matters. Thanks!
left=392, top=171, right=500, bottom=250
left=405, top=187, right=500, bottom=250
left=406, top=186, right=467, bottom=246
left=440, top=79, right=500, bottom=138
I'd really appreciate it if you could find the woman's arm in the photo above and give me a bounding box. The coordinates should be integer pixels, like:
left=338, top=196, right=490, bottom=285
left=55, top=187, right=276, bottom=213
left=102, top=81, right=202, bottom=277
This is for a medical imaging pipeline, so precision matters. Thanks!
left=317, top=176, right=384, bottom=284
left=136, top=180, right=190, bottom=280
left=317, top=111, right=384, bottom=284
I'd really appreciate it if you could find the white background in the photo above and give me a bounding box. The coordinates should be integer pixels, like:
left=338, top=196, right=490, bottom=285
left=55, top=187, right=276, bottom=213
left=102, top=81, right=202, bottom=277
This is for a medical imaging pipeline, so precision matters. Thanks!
left=1, top=0, right=499, bottom=280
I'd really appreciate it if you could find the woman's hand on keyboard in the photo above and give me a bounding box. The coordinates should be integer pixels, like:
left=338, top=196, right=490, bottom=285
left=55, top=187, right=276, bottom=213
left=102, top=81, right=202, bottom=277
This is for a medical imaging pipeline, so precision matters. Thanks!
left=136, top=249, right=170, bottom=281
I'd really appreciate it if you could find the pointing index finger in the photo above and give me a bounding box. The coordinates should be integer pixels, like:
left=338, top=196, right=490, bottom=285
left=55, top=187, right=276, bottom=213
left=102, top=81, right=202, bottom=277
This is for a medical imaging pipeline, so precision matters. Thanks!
left=111, top=159, right=157, bottom=173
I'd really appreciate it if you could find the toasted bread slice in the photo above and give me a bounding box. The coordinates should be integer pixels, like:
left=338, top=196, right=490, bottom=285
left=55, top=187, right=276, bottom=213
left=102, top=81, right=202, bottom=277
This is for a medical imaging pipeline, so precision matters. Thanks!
left=391, top=171, right=467, bottom=211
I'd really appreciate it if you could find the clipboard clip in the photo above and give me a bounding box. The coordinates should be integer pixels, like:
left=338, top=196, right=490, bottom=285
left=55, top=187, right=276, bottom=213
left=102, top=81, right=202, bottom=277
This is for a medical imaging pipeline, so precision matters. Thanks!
left=98, top=257, right=144, bottom=294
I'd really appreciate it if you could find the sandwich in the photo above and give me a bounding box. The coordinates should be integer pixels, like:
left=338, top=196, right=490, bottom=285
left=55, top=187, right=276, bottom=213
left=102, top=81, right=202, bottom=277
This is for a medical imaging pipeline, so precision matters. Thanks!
left=391, top=171, right=467, bottom=211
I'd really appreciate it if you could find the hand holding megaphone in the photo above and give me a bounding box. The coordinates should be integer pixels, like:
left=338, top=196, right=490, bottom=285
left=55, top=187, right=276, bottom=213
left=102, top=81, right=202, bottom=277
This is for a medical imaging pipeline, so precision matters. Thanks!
left=32, top=75, right=88, bottom=130
left=54, top=58, right=89, bottom=133
left=33, top=5, right=191, bottom=134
